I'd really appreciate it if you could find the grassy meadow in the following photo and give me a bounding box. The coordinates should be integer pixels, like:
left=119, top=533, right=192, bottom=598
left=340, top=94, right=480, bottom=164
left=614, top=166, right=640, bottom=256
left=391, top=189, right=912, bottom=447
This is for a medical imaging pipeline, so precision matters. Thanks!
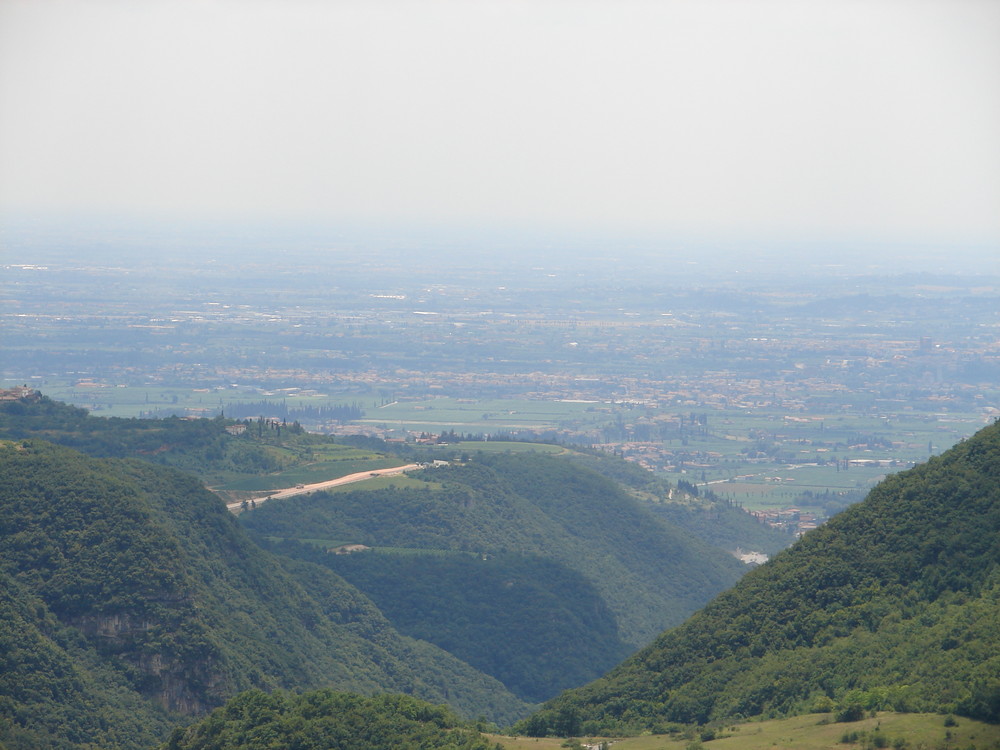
left=490, top=712, right=1000, bottom=750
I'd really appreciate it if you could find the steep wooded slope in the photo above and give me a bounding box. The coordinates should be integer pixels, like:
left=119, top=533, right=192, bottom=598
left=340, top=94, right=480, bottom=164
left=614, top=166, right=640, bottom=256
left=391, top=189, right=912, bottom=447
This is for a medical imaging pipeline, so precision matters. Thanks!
left=478, top=452, right=749, bottom=639
left=522, top=420, right=1000, bottom=735
left=562, top=449, right=792, bottom=556
left=241, top=452, right=748, bottom=703
left=285, top=544, right=633, bottom=703
left=0, top=566, right=172, bottom=749
left=245, top=453, right=746, bottom=646
left=0, top=440, right=526, bottom=749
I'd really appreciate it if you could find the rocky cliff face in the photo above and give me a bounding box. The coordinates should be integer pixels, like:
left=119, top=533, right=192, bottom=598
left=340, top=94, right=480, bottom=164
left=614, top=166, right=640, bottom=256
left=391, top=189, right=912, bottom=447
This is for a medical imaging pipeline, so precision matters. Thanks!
left=137, top=652, right=224, bottom=715
left=75, top=611, right=155, bottom=639
left=72, top=607, right=224, bottom=714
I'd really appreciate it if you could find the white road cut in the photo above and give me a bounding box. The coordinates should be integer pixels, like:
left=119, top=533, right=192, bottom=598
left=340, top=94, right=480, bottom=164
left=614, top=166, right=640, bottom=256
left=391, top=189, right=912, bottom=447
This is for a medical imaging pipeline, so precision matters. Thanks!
left=225, top=464, right=421, bottom=513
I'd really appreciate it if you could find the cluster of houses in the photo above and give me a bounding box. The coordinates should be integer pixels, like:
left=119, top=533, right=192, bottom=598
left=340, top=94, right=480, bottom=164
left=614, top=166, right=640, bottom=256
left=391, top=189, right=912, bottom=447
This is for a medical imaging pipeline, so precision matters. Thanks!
left=0, top=386, right=39, bottom=402
left=750, top=507, right=820, bottom=536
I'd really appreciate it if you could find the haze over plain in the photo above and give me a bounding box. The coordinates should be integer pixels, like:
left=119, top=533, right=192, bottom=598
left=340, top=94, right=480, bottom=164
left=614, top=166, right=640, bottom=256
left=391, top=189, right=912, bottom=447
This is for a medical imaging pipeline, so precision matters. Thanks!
left=1, top=0, right=999, bottom=269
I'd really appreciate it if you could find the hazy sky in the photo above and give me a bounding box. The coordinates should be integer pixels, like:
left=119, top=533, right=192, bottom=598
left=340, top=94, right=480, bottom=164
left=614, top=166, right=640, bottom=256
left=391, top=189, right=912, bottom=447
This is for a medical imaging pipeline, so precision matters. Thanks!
left=1, top=0, right=998, bottom=249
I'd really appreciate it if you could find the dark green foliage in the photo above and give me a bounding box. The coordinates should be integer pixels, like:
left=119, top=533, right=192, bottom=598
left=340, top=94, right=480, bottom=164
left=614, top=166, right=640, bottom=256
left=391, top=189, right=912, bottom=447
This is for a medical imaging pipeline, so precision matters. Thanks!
left=272, top=554, right=532, bottom=725
left=0, top=441, right=188, bottom=620
left=283, top=543, right=633, bottom=702
left=0, top=567, right=174, bottom=749
left=837, top=705, right=867, bottom=723
left=240, top=450, right=750, bottom=714
left=474, top=452, right=748, bottom=643
left=162, top=689, right=500, bottom=750
left=0, top=441, right=219, bottom=724
left=0, top=439, right=528, bottom=749
left=561, top=447, right=664, bottom=488
left=957, top=681, right=1000, bottom=724
left=522, top=420, right=1000, bottom=734
left=243, top=452, right=747, bottom=650
left=0, top=397, right=276, bottom=481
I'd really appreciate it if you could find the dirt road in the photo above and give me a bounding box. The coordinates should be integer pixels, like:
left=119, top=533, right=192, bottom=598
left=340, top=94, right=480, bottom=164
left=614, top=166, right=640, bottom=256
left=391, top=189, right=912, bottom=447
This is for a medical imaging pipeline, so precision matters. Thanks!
left=226, top=463, right=421, bottom=513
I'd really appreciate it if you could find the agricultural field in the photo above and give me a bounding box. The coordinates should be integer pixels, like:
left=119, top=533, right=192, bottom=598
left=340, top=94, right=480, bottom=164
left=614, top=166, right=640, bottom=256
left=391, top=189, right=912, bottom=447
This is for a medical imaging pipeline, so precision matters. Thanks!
left=358, top=397, right=607, bottom=433
left=30, top=380, right=364, bottom=419
left=21, top=379, right=991, bottom=519
left=418, top=440, right=567, bottom=455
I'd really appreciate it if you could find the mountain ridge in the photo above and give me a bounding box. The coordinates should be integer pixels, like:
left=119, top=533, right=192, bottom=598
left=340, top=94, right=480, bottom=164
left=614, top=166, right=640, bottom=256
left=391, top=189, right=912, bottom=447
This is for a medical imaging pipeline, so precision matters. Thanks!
left=520, top=419, right=1000, bottom=735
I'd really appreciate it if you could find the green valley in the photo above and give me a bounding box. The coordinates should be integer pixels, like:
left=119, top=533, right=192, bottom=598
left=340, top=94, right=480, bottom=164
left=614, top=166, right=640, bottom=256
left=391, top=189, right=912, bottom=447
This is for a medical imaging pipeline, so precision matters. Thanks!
left=4, top=11, right=1000, bottom=748
left=0, top=395, right=771, bottom=748
left=4, top=393, right=1000, bottom=749
left=239, top=450, right=754, bottom=705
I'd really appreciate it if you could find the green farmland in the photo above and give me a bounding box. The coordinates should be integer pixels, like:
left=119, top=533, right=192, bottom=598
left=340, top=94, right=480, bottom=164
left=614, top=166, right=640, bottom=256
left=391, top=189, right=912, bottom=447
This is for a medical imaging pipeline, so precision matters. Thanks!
left=29, top=379, right=990, bottom=516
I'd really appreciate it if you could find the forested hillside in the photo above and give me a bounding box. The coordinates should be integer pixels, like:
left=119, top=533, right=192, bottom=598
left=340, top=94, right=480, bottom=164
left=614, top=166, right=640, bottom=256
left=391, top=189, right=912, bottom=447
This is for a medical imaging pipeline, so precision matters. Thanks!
left=562, top=449, right=792, bottom=556
left=279, top=543, right=633, bottom=703
left=0, top=394, right=391, bottom=486
left=0, top=564, right=172, bottom=749
left=0, top=440, right=526, bottom=749
left=521, top=420, right=1000, bottom=736
left=0, top=395, right=790, bottom=562
left=161, top=689, right=501, bottom=750
left=241, top=451, right=748, bottom=702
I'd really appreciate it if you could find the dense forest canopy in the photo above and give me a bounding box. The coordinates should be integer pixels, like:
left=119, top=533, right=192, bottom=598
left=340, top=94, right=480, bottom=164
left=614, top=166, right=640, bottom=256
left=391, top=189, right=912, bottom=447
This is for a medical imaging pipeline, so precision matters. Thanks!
left=241, top=451, right=748, bottom=648
left=272, top=542, right=633, bottom=703
left=0, top=438, right=527, bottom=749
left=161, top=689, right=501, bottom=750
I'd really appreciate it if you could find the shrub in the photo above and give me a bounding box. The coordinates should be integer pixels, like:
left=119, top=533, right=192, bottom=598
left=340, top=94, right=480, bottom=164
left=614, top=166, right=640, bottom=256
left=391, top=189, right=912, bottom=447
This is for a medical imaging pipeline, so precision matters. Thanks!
left=837, top=705, right=867, bottom=723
